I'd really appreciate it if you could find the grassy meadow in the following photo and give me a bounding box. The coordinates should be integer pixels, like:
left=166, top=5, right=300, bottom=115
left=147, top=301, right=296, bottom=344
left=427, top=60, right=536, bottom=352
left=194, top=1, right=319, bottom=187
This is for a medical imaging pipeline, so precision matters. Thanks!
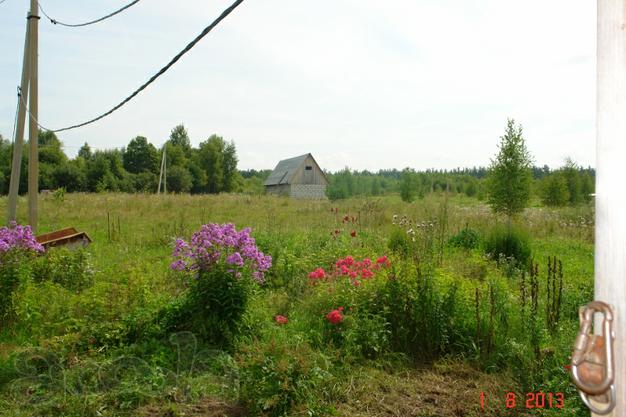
left=0, top=192, right=594, bottom=416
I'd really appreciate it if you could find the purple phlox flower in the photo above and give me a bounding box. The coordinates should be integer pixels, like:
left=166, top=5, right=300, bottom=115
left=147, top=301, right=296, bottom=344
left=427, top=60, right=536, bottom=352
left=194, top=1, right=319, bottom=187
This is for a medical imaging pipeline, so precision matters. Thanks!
left=226, top=252, right=244, bottom=267
left=0, top=222, right=44, bottom=254
left=252, top=271, right=265, bottom=283
left=170, top=259, right=187, bottom=271
left=171, top=223, right=271, bottom=283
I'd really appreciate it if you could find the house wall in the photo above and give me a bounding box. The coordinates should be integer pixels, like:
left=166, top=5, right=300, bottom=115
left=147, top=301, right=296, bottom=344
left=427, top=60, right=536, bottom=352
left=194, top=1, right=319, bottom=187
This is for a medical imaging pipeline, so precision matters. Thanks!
left=290, top=155, right=328, bottom=185
left=265, top=184, right=290, bottom=196
left=290, top=184, right=327, bottom=199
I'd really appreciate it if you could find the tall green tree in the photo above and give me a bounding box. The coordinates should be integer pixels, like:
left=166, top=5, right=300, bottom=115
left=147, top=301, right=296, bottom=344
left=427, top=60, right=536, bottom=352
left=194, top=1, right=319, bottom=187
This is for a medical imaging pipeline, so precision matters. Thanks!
left=198, top=135, right=225, bottom=194
left=400, top=168, right=418, bottom=202
left=486, top=119, right=533, bottom=222
left=561, top=158, right=582, bottom=205
left=38, top=131, right=67, bottom=166
left=169, top=124, right=191, bottom=154
left=78, top=142, right=92, bottom=160
left=580, top=171, right=594, bottom=203
left=541, top=173, right=569, bottom=207
left=123, top=136, right=158, bottom=174
left=221, top=140, right=239, bottom=192
left=166, top=165, right=193, bottom=193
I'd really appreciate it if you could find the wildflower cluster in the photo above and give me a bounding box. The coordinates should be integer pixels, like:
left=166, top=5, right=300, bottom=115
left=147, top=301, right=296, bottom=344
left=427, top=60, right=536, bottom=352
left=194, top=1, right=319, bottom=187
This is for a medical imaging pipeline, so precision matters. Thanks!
left=391, top=214, right=435, bottom=242
left=329, top=210, right=359, bottom=239
left=0, top=222, right=44, bottom=256
left=342, top=215, right=357, bottom=225
left=274, top=315, right=289, bottom=325
left=308, top=255, right=390, bottom=286
left=171, top=223, right=272, bottom=283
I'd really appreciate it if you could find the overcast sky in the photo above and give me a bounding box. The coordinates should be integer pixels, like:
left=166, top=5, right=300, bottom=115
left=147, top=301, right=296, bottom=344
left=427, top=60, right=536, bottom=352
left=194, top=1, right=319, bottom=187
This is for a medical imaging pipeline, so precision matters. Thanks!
left=0, top=0, right=596, bottom=172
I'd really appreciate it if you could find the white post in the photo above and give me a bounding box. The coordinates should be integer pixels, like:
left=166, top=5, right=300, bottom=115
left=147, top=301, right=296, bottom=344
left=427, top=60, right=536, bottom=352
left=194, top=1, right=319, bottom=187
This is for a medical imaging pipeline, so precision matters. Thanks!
left=27, top=0, right=39, bottom=232
left=595, top=0, right=626, bottom=415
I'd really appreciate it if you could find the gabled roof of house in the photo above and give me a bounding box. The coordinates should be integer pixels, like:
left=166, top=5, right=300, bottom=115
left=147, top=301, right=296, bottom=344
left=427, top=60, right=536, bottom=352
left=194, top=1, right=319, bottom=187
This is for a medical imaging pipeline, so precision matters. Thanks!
left=264, top=154, right=309, bottom=186
left=264, top=153, right=327, bottom=186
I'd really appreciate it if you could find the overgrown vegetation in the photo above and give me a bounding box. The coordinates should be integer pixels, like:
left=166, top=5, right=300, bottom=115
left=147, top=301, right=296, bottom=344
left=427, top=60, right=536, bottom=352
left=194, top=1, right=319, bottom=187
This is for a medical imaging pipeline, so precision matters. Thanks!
left=0, top=192, right=593, bottom=416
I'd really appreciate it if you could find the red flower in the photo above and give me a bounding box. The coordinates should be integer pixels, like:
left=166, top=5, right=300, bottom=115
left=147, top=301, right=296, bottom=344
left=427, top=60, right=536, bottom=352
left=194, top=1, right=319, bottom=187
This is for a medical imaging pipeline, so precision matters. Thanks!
left=360, top=268, right=374, bottom=279
left=343, top=215, right=350, bottom=223
left=376, top=255, right=390, bottom=267
left=274, top=315, right=289, bottom=325
left=325, top=308, right=344, bottom=324
left=308, top=267, right=326, bottom=280
left=350, top=230, right=357, bottom=237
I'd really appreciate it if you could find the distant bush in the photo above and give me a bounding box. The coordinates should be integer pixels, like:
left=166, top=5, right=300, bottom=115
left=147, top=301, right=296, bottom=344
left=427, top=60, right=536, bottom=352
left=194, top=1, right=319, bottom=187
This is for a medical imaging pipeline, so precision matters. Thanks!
left=483, top=225, right=531, bottom=267
left=388, top=228, right=411, bottom=256
left=448, top=227, right=481, bottom=250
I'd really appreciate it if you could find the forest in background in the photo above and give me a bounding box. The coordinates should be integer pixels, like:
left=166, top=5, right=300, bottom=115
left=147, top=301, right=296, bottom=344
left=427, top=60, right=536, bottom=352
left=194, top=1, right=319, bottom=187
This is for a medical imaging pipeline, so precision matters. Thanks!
left=0, top=124, right=594, bottom=207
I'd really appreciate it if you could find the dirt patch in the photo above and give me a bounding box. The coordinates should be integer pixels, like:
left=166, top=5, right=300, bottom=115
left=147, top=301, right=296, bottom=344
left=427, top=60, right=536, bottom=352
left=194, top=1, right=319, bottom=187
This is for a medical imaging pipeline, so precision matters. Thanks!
left=335, top=359, right=532, bottom=417
left=137, top=398, right=248, bottom=417
left=0, top=343, right=19, bottom=361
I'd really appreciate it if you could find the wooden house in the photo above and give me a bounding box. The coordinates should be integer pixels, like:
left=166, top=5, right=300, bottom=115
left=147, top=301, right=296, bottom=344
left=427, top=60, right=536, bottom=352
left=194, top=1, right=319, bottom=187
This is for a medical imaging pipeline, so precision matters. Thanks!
left=264, top=153, right=328, bottom=199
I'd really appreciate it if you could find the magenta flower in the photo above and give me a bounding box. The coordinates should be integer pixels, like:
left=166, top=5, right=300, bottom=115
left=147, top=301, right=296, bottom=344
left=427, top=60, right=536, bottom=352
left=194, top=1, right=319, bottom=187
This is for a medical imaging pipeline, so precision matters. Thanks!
left=171, top=223, right=272, bottom=283
left=0, top=222, right=44, bottom=257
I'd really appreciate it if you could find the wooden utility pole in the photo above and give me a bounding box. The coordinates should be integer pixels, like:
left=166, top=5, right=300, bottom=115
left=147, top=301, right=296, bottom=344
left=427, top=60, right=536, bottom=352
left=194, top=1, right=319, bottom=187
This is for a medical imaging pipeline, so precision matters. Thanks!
left=594, top=0, right=625, bottom=415
left=163, top=145, right=166, bottom=194
left=6, top=21, right=31, bottom=224
left=157, top=145, right=166, bottom=194
left=27, top=0, right=39, bottom=232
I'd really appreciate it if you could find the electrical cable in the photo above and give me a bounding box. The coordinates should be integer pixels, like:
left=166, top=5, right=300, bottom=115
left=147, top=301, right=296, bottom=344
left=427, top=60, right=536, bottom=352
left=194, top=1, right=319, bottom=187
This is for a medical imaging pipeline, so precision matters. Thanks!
left=23, top=0, right=245, bottom=133
left=38, top=0, right=141, bottom=27
left=11, top=87, right=20, bottom=145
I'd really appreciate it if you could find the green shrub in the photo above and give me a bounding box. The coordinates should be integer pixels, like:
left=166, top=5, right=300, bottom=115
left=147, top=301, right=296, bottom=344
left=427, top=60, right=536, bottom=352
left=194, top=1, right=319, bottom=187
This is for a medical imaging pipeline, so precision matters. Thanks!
left=343, top=311, right=390, bottom=359
left=0, top=249, right=37, bottom=326
left=448, top=226, right=481, bottom=250
left=237, top=338, right=333, bottom=416
left=483, top=225, right=532, bottom=267
left=388, top=228, right=410, bottom=256
left=160, top=266, right=252, bottom=347
left=32, top=248, right=94, bottom=292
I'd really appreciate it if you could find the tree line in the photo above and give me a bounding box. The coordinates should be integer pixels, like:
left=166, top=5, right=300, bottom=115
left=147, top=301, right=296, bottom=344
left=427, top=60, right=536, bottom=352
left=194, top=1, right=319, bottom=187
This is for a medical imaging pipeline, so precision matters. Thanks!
left=0, top=125, right=242, bottom=194
left=0, top=121, right=594, bottom=205
left=324, top=162, right=594, bottom=205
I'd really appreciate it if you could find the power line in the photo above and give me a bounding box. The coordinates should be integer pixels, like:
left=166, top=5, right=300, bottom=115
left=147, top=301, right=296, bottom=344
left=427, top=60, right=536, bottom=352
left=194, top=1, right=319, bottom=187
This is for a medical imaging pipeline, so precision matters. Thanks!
left=24, top=0, right=245, bottom=133
left=38, top=0, right=141, bottom=27
left=11, top=87, right=20, bottom=145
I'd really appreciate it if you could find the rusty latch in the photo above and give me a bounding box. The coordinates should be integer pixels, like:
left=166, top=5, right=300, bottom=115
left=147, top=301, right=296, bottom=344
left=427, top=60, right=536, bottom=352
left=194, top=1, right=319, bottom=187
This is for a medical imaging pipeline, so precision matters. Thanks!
left=571, top=301, right=615, bottom=415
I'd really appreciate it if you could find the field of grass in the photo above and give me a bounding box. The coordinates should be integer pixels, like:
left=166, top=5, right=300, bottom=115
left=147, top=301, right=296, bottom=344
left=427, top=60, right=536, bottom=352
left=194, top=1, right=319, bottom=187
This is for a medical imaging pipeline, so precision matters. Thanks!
left=0, top=192, right=594, bottom=416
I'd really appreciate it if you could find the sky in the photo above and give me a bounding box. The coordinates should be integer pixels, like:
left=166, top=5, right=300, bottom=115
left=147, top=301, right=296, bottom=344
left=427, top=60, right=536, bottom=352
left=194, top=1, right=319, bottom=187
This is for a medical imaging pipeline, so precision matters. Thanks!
left=0, top=0, right=596, bottom=172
